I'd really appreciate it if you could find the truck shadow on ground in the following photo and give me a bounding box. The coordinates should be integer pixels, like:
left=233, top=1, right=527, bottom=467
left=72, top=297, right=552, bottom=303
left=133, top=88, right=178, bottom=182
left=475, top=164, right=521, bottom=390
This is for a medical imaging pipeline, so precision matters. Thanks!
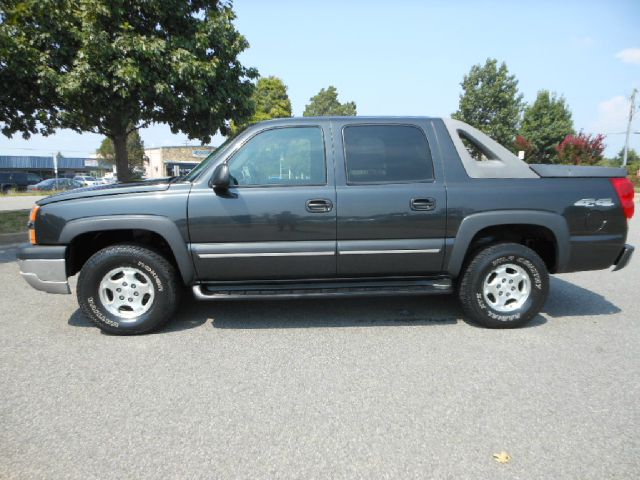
left=67, top=276, right=620, bottom=333
left=542, top=277, right=621, bottom=317
left=184, top=294, right=463, bottom=331
left=66, top=295, right=462, bottom=332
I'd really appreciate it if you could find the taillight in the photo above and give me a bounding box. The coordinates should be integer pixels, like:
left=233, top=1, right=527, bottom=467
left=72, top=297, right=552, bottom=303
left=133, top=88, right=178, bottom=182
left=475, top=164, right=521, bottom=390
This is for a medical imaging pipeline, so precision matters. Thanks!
left=28, top=205, right=40, bottom=245
left=610, top=177, right=635, bottom=220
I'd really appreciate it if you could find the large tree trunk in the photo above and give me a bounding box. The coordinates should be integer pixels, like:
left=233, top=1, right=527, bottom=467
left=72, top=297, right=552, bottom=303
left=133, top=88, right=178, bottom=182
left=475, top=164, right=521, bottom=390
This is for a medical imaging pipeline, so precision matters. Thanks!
left=113, top=132, right=132, bottom=183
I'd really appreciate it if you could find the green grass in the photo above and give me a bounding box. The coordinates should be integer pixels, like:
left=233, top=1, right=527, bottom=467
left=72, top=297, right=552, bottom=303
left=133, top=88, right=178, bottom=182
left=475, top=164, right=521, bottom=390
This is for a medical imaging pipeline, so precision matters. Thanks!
left=1, top=190, right=65, bottom=197
left=0, top=210, right=30, bottom=234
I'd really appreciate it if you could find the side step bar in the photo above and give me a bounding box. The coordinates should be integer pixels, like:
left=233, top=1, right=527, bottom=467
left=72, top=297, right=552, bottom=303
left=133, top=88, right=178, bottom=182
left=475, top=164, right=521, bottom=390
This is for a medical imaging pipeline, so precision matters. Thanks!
left=193, top=277, right=453, bottom=300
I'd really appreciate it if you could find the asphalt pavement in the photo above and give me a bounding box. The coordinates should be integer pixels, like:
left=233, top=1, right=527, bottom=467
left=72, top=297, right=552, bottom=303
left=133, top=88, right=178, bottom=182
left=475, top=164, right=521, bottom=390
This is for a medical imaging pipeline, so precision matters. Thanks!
left=0, top=215, right=638, bottom=479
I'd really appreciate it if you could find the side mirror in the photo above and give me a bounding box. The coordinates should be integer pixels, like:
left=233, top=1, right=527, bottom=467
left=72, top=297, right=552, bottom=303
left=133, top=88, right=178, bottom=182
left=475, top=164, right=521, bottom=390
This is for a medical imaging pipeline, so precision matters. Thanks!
left=210, top=162, right=230, bottom=190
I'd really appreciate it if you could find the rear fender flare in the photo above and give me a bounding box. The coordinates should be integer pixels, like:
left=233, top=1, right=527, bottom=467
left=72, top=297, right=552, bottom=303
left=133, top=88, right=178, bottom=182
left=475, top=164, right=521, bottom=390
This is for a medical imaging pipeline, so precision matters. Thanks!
left=446, top=210, right=570, bottom=277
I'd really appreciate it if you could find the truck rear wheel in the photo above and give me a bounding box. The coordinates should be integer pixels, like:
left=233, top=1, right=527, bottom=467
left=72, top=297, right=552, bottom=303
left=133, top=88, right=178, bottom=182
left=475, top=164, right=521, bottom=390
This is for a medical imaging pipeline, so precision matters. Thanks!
left=77, top=244, right=180, bottom=334
left=458, top=243, right=549, bottom=328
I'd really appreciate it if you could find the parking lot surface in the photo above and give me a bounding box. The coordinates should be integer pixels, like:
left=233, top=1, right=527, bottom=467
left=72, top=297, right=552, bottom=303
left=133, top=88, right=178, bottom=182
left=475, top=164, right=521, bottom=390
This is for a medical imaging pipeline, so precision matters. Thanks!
left=1, top=215, right=638, bottom=479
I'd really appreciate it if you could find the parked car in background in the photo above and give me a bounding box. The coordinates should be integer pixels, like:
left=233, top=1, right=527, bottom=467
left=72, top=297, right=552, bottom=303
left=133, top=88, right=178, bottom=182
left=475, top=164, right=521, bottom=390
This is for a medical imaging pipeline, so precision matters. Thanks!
left=0, top=172, right=42, bottom=193
left=27, top=178, right=83, bottom=192
left=73, top=175, right=99, bottom=187
left=96, top=176, right=117, bottom=185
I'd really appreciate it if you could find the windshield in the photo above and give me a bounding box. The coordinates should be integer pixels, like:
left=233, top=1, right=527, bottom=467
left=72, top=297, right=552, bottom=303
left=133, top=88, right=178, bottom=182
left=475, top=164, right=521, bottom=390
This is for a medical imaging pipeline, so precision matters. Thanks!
left=182, top=136, right=236, bottom=182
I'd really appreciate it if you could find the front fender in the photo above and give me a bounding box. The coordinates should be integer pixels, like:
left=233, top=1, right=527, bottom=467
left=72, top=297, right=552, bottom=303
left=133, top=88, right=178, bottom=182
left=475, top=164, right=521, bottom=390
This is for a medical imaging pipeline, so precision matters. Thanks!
left=59, top=215, right=194, bottom=284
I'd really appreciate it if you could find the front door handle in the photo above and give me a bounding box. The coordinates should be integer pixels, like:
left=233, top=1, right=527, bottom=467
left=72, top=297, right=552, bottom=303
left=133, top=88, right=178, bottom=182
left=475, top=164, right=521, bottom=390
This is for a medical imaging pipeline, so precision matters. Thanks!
left=410, top=198, right=436, bottom=211
left=306, top=199, right=333, bottom=213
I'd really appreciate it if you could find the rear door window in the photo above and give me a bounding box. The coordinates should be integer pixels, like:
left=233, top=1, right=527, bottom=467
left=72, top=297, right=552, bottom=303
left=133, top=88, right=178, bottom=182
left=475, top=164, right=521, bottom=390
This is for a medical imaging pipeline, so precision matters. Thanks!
left=343, top=125, right=434, bottom=184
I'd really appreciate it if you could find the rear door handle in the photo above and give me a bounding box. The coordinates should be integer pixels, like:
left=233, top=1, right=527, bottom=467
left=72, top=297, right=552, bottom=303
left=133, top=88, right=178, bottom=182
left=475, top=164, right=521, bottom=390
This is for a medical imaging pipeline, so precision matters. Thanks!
left=306, top=199, right=333, bottom=213
left=410, top=198, right=436, bottom=211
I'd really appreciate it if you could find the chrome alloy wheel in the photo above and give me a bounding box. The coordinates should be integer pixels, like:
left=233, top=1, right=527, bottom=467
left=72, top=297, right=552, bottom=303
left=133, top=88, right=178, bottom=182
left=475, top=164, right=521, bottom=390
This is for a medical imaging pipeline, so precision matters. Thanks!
left=98, top=267, right=155, bottom=320
left=482, top=263, right=531, bottom=313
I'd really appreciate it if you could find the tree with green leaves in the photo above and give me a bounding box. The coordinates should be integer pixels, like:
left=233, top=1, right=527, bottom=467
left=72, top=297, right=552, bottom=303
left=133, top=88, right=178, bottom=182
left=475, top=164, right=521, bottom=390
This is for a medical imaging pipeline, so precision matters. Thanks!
left=96, top=130, right=145, bottom=172
left=452, top=58, right=524, bottom=149
left=519, top=90, right=574, bottom=163
left=230, top=76, right=292, bottom=135
left=613, top=147, right=640, bottom=165
left=303, top=86, right=357, bottom=117
left=612, top=147, right=640, bottom=176
left=0, top=0, right=257, bottom=182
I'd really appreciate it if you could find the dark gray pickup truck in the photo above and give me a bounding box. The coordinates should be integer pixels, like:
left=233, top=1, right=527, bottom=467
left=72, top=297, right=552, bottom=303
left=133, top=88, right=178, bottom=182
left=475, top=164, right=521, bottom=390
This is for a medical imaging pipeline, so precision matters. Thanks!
left=17, top=117, right=635, bottom=334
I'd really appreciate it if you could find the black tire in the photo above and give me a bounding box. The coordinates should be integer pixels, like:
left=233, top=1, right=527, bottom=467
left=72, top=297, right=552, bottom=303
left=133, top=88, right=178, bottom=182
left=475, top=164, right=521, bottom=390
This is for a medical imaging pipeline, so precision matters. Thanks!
left=77, top=244, right=181, bottom=335
left=458, top=243, right=549, bottom=328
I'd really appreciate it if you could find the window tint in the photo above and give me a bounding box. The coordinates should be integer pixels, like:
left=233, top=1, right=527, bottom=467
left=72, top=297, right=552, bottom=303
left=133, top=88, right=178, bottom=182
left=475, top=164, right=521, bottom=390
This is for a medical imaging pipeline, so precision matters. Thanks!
left=228, top=127, right=326, bottom=186
left=343, top=125, right=433, bottom=184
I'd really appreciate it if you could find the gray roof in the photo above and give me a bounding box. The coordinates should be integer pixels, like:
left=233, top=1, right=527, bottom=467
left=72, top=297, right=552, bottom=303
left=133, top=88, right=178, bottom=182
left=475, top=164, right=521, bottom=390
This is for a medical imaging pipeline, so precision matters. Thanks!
left=0, top=156, right=89, bottom=169
left=257, top=116, right=435, bottom=126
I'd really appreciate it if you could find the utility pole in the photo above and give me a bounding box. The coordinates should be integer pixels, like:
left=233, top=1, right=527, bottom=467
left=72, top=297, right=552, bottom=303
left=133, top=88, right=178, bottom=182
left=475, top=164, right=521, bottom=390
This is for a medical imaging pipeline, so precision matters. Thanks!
left=622, top=88, right=637, bottom=167
left=53, top=152, right=58, bottom=186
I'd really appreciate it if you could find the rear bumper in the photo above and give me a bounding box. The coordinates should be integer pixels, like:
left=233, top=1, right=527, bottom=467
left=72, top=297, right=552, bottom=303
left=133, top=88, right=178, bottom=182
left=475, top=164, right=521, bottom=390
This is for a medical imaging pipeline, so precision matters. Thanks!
left=16, top=244, right=70, bottom=294
left=612, top=244, right=634, bottom=272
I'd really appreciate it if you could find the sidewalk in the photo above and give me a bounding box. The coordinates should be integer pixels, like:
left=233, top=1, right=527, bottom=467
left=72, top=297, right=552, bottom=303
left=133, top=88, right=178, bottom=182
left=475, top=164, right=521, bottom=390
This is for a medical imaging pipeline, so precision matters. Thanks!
left=0, top=196, right=45, bottom=211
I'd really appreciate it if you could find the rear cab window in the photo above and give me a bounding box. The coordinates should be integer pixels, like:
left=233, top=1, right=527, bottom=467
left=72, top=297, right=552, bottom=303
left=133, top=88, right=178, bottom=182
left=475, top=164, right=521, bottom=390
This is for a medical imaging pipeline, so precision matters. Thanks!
left=342, top=125, right=434, bottom=184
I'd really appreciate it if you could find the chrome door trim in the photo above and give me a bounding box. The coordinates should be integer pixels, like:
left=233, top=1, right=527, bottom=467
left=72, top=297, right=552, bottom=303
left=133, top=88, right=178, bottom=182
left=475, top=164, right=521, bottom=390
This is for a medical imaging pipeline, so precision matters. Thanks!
left=191, top=240, right=336, bottom=259
left=198, top=251, right=335, bottom=259
left=339, top=248, right=440, bottom=255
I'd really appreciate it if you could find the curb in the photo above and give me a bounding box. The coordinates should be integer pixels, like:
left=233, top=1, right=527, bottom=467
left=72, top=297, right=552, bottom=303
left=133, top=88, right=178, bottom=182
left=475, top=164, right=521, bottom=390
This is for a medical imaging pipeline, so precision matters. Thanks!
left=0, top=232, right=27, bottom=245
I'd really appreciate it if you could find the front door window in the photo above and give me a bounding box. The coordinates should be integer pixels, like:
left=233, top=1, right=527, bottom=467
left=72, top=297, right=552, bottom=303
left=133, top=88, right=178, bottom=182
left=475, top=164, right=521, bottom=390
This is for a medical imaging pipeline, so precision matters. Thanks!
left=229, top=127, right=326, bottom=186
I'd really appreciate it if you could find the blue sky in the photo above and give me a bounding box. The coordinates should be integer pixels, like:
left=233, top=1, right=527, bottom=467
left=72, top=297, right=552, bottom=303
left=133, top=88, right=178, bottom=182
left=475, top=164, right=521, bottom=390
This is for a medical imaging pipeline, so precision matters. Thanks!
left=1, top=0, right=638, bottom=158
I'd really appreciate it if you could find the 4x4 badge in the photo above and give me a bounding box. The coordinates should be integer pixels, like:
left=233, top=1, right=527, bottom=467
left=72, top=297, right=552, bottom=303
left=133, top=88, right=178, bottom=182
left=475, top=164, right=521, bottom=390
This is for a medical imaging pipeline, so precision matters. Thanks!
left=574, top=198, right=614, bottom=207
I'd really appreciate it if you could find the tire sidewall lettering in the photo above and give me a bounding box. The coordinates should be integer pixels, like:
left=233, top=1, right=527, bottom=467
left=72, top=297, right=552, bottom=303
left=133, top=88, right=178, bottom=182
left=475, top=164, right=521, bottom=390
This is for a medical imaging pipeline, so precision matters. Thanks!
left=137, top=261, right=164, bottom=292
left=87, top=296, right=119, bottom=328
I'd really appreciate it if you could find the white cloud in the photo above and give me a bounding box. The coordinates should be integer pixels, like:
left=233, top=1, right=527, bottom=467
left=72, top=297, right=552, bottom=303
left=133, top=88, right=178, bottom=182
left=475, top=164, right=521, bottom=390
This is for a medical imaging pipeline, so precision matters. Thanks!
left=589, top=95, right=637, bottom=156
left=591, top=96, right=628, bottom=134
left=615, top=48, right=640, bottom=64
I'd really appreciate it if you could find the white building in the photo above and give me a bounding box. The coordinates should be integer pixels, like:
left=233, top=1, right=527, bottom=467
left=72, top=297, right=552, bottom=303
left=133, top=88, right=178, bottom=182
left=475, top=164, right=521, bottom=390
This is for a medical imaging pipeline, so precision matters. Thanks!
left=144, top=146, right=217, bottom=179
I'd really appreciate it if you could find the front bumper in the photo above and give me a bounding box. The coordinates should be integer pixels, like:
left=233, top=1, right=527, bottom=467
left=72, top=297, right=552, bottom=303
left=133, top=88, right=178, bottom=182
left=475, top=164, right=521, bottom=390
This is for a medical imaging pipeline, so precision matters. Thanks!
left=612, top=244, right=634, bottom=272
left=16, top=245, right=70, bottom=294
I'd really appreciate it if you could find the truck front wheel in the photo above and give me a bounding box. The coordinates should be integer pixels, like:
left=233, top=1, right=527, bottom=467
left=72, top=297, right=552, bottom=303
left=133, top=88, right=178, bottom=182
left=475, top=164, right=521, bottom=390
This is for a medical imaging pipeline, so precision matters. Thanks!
left=458, top=243, right=549, bottom=328
left=77, top=244, right=181, bottom=334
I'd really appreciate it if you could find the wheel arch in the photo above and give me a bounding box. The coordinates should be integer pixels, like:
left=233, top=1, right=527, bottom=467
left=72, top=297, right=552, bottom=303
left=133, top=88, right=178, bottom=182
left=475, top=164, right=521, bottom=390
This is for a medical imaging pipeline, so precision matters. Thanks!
left=60, top=215, right=194, bottom=284
left=446, top=210, right=570, bottom=277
